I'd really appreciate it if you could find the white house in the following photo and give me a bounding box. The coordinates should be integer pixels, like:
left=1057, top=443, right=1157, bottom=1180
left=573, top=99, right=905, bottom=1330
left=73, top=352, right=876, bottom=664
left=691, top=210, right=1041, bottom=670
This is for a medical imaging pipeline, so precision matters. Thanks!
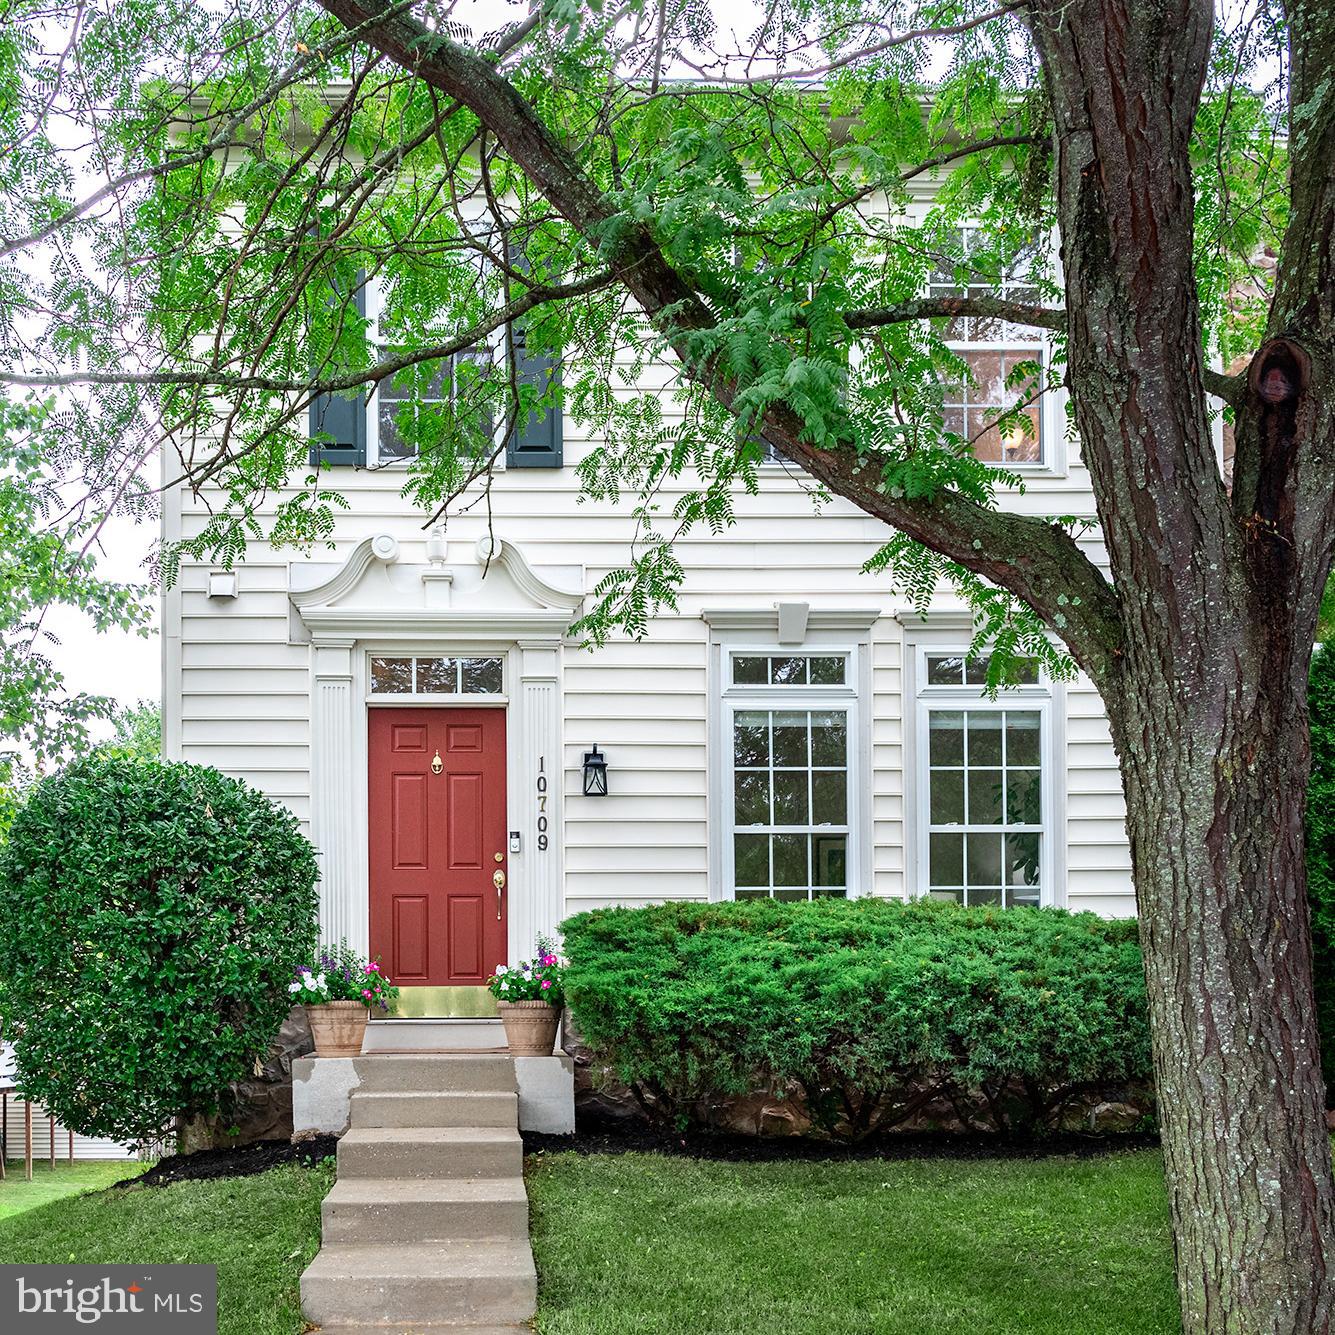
left=161, top=211, right=1154, bottom=1024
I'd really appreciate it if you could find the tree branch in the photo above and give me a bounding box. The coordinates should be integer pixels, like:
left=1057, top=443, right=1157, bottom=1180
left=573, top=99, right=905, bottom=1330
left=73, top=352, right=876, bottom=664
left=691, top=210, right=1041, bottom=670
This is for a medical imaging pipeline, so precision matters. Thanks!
left=314, top=0, right=1125, bottom=678
left=0, top=271, right=614, bottom=393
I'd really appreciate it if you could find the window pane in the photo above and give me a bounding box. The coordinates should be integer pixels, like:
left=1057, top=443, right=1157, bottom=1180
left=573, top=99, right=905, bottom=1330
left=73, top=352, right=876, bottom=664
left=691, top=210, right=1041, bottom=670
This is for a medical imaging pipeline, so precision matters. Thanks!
left=416, top=657, right=457, bottom=693
left=734, top=834, right=768, bottom=887
left=371, top=656, right=414, bottom=693
left=927, top=655, right=965, bottom=685
left=734, top=712, right=770, bottom=766
left=929, top=770, right=965, bottom=825
left=930, top=832, right=964, bottom=887
left=774, top=887, right=809, bottom=902
left=734, top=656, right=767, bottom=684
left=964, top=656, right=991, bottom=686
left=1005, top=712, right=1042, bottom=765
left=813, top=834, right=847, bottom=889
left=967, top=713, right=1003, bottom=765
left=930, top=887, right=964, bottom=904
left=1008, top=768, right=1043, bottom=825
left=772, top=834, right=807, bottom=886
left=735, top=770, right=770, bottom=826
left=970, top=886, right=1004, bottom=907
left=461, top=657, right=503, bottom=694
left=811, top=771, right=847, bottom=824
left=929, top=712, right=964, bottom=764
left=1005, top=833, right=1041, bottom=888
left=968, top=768, right=1005, bottom=824
left=810, top=712, right=847, bottom=766
left=966, top=833, right=1002, bottom=888
left=772, top=769, right=809, bottom=824
left=772, top=712, right=809, bottom=766
left=736, top=887, right=769, bottom=900
left=809, top=656, right=846, bottom=685
left=770, top=656, right=807, bottom=685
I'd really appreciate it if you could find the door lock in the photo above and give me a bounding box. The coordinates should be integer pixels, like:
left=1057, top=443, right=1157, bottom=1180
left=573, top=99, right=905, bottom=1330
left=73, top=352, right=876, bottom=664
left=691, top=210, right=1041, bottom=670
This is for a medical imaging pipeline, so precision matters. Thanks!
left=493, top=867, right=505, bottom=920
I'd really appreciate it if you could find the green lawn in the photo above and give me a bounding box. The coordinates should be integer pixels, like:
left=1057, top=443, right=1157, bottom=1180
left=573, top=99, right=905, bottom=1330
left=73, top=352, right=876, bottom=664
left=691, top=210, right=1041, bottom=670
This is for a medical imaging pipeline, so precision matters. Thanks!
left=0, top=1160, right=334, bottom=1335
left=0, top=1160, right=145, bottom=1221
left=0, top=1145, right=1181, bottom=1335
left=526, top=1149, right=1181, bottom=1335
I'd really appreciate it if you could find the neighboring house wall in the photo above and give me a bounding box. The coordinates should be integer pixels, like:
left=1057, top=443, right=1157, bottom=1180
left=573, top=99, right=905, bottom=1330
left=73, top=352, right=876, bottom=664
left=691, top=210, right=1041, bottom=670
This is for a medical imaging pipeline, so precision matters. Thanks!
left=1, top=1099, right=138, bottom=1162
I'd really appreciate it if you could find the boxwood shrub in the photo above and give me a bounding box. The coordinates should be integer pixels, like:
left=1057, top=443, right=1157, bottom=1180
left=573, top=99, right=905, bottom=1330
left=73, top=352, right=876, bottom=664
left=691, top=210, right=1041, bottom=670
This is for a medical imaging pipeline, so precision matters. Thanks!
left=562, top=897, right=1151, bottom=1138
left=0, top=757, right=319, bottom=1145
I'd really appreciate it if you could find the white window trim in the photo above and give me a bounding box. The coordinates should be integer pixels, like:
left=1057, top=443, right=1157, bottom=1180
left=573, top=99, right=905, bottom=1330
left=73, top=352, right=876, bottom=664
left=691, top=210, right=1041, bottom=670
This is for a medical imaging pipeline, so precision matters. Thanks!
left=707, top=621, right=875, bottom=900
left=903, top=630, right=1067, bottom=908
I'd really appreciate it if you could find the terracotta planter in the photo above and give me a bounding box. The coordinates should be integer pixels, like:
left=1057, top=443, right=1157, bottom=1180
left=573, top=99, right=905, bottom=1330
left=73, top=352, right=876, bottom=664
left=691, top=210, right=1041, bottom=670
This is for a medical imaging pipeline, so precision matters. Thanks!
left=305, top=1001, right=369, bottom=1057
left=497, top=1000, right=561, bottom=1056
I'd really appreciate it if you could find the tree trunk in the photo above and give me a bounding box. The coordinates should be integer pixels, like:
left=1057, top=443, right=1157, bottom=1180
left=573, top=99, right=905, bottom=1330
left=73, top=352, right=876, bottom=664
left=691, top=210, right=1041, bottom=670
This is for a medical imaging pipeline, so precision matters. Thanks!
left=1110, top=634, right=1335, bottom=1331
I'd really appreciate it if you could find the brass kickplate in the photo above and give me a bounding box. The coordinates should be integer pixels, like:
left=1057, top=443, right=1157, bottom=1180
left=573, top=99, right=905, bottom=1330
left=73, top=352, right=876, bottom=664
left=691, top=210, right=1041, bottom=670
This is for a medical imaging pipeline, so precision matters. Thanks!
left=388, top=985, right=499, bottom=1019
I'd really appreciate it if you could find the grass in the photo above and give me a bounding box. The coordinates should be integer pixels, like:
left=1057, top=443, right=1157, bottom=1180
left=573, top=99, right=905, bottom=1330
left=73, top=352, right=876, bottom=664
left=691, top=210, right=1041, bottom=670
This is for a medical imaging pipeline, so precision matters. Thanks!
left=0, top=1160, right=145, bottom=1221
left=0, top=1160, right=334, bottom=1335
left=526, top=1148, right=1181, bottom=1335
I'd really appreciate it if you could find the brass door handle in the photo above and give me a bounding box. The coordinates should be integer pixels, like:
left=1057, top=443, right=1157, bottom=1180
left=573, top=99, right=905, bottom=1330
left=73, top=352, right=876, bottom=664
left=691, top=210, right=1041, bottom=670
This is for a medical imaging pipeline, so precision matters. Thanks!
left=493, top=868, right=505, bottom=920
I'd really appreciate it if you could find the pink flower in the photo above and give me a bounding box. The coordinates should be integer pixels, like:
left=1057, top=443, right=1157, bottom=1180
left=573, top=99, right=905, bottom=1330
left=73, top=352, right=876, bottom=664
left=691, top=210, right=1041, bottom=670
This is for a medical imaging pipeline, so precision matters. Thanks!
left=541, top=979, right=552, bottom=989
left=362, top=989, right=373, bottom=1000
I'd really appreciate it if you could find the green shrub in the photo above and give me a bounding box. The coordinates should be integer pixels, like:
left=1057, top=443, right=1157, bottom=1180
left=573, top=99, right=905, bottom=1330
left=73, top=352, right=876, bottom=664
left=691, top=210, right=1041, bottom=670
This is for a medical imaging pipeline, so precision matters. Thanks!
left=562, top=898, right=1151, bottom=1138
left=0, top=757, right=319, bottom=1145
left=1308, top=644, right=1335, bottom=1101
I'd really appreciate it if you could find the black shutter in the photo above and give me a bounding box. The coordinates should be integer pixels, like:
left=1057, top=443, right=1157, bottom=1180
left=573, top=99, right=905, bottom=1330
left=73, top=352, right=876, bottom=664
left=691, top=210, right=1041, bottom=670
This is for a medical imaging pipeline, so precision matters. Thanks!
left=504, top=241, right=562, bottom=469
left=309, top=270, right=368, bottom=467
left=505, top=325, right=563, bottom=468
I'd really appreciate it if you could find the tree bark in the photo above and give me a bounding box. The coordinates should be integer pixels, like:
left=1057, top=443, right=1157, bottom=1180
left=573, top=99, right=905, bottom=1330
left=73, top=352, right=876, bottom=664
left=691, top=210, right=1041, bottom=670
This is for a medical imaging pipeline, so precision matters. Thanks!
left=1109, top=635, right=1335, bottom=1331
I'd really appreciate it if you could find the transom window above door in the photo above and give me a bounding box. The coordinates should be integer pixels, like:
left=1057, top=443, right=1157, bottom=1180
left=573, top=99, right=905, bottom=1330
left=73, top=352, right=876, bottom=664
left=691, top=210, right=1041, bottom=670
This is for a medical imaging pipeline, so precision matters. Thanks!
left=370, top=655, right=504, bottom=695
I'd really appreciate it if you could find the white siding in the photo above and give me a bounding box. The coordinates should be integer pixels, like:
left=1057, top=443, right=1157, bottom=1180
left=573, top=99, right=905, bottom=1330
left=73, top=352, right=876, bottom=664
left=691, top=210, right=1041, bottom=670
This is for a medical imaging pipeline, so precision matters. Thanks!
left=164, top=349, right=1134, bottom=924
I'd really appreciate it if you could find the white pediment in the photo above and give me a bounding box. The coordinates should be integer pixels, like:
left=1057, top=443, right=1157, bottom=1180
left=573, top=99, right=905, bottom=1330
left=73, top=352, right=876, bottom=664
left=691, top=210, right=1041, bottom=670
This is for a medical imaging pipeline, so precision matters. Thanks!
left=289, top=533, right=583, bottom=642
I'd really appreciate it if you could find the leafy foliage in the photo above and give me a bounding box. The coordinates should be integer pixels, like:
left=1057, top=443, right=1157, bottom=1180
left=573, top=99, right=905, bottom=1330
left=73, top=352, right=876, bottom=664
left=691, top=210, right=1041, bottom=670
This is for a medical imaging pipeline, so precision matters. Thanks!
left=562, top=898, right=1150, bottom=1139
left=0, top=757, right=320, bottom=1144
left=0, top=1, right=1287, bottom=673
left=0, top=399, right=154, bottom=835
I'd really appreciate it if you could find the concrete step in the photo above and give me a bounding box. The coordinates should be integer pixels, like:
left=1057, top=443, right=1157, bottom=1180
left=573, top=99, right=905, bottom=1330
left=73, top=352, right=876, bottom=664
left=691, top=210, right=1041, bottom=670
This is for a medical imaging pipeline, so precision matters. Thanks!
left=354, top=1054, right=516, bottom=1094
left=301, top=1240, right=536, bottom=1328
left=321, top=1178, right=529, bottom=1244
left=337, top=1127, right=523, bottom=1180
left=350, top=1090, right=518, bottom=1130
left=363, top=1019, right=506, bottom=1053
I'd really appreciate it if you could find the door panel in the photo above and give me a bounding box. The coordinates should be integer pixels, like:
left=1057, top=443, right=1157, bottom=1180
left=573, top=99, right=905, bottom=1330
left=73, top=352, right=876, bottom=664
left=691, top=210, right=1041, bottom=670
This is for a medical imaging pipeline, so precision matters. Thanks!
left=369, top=707, right=507, bottom=987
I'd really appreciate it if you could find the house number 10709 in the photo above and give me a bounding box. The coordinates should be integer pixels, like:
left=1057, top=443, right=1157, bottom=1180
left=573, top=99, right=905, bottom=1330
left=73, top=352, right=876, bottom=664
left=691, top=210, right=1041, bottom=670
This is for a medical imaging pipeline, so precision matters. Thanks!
left=535, top=756, right=549, bottom=851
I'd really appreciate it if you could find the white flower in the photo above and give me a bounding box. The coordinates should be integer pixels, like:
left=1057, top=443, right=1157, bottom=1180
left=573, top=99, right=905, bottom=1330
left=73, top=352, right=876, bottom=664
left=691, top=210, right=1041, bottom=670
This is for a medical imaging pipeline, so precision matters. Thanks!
left=500, top=980, right=509, bottom=991
left=315, top=973, right=327, bottom=990
left=495, top=965, right=509, bottom=976
left=288, top=981, right=301, bottom=994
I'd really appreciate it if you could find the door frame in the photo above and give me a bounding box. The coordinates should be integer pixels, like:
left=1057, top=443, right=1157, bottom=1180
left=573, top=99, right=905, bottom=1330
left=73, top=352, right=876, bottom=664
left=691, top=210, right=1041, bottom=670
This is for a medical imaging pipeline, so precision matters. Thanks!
left=306, top=631, right=565, bottom=969
left=291, top=534, right=578, bottom=970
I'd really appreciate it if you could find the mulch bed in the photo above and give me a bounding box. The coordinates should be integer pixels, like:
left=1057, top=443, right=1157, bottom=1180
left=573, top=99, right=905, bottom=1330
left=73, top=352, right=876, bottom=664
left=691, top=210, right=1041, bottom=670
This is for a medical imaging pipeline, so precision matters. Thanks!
left=115, top=1135, right=339, bottom=1189
left=522, top=1116, right=1159, bottom=1163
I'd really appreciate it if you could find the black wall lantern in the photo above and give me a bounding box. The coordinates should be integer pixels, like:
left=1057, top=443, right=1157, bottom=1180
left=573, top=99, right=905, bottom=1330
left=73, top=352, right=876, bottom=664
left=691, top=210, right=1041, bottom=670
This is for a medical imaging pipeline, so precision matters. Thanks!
left=582, top=744, right=609, bottom=797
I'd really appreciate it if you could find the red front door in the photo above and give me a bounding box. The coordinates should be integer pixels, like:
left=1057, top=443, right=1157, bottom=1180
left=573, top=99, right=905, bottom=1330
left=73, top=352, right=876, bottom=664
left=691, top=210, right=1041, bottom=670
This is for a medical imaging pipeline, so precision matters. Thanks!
left=369, top=707, right=507, bottom=986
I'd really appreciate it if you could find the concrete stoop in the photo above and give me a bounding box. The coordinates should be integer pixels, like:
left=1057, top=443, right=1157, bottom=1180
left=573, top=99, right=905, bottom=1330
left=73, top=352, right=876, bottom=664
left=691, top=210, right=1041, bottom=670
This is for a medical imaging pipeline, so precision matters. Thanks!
left=301, top=1054, right=537, bottom=1334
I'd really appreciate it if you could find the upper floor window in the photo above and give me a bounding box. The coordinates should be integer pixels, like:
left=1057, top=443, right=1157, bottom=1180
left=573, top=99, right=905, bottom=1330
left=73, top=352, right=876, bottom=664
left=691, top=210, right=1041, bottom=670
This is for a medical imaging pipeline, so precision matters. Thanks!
left=929, top=227, right=1046, bottom=467
left=915, top=648, right=1050, bottom=907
